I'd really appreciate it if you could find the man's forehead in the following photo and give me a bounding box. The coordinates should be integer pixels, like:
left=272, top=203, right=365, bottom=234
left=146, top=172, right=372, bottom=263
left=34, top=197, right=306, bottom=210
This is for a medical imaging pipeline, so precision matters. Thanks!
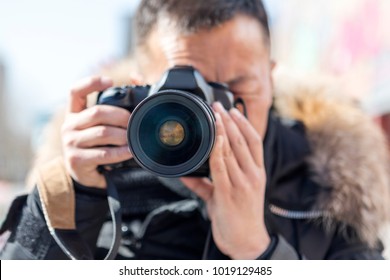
left=138, top=15, right=270, bottom=84
left=151, top=14, right=269, bottom=57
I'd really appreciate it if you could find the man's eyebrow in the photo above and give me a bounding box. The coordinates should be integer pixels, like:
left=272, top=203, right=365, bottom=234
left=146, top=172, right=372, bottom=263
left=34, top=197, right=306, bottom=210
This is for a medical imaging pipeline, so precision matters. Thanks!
left=226, top=75, right=249, bottom=86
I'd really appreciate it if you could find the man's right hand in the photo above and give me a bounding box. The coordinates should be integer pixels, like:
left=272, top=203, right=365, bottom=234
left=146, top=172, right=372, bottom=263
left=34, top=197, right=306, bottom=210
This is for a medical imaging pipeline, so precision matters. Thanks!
left=61, top=76, right=133, bottom=188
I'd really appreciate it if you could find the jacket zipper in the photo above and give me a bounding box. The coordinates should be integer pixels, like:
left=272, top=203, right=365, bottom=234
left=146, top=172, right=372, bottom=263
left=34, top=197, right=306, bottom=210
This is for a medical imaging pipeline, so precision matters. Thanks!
left=269, top=204, right=325, bottom=219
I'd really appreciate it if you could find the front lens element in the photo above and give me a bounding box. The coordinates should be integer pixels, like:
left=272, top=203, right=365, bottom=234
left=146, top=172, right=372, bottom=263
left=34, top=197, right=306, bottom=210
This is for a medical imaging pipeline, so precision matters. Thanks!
left=159, top=120, right=185, bottom=147
left=139, top=102, right=201, bottom=166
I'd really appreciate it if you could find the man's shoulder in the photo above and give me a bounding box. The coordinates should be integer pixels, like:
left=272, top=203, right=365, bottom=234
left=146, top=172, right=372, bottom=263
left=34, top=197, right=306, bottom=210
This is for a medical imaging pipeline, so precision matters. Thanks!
left=271, top=84, right=390, bottom=247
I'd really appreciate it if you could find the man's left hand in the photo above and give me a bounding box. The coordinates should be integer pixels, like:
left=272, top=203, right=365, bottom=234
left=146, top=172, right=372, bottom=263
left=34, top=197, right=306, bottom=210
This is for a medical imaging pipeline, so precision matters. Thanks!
left=181, top=102, right=270, bottom=259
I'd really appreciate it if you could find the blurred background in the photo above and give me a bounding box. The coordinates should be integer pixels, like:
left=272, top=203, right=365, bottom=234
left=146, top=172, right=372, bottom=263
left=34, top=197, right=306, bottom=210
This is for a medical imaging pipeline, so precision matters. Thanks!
left=0, top=0, right=389, bottom=223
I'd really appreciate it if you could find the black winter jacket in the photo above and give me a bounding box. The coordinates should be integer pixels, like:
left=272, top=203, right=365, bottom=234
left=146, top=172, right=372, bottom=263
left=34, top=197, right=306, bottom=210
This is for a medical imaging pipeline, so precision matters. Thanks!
left=0, top=115, right=385, bottom=259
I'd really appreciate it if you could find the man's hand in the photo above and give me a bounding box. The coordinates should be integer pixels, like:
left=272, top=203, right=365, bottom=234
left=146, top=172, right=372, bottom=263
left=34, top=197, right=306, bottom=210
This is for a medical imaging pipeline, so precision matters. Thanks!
left=61, top=76, right=132, bottom=188
left=181, top=102, right=270, bottom=259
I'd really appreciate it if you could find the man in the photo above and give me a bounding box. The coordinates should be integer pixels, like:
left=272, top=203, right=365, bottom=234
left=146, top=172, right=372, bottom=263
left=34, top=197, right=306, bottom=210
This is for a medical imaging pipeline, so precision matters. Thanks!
left=1, top=0, right=389, bottom=259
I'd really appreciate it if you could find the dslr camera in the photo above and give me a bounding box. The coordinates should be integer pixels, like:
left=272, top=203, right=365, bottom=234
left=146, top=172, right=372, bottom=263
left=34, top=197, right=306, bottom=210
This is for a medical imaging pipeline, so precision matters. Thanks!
left=97, top=65, right=237, bottom=177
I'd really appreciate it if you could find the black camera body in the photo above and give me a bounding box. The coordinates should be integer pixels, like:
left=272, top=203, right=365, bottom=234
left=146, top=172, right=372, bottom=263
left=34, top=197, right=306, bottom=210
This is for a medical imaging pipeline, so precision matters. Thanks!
left=97, top=65, right=234, bottom=177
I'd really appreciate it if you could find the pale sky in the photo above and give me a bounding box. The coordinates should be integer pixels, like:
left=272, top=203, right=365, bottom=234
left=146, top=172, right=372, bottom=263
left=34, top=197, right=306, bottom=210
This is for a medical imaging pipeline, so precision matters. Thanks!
left=0, top=0, right=140, bottom=133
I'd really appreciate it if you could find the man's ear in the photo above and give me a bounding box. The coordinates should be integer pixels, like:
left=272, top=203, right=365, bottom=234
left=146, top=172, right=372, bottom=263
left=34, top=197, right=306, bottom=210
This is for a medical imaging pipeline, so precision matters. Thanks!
left=373, top=114, right=390, bottom=149
left=270, top=59, right=277, bottom=93
left=373, top=116, right=383, bottom=127
left=270, top=60, right=276, bottom=71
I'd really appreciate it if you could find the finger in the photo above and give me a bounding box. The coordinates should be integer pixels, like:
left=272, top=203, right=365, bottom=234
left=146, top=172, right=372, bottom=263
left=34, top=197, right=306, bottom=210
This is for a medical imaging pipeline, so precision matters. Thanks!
left=129, top=73, right=143, bottom=85
left=180, top=177, right=213, bottom=202
left=213, top=102, right=254, bottom=171
left=93, top=145, right=132, bottom=165
left=64, top=126, right=128, bottom=148
left=209, top=113, right=232, bottom=193
left=69, top=145, right=132, bottom=167
left=67, top=105, right=131, bottom=130
left=214, top=111, right=230, bottom=157
left=69, top=76, right=113, bottom=113
left=215, top=112, right=247, bottom=187
left=230, top=108, right=264, bottom=168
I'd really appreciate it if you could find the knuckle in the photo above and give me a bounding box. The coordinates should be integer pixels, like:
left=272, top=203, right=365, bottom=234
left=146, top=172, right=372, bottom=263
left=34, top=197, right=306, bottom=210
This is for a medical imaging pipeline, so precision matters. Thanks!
left=117, top=110, right=131, bottom=127
left=210, top=155, right=224, bottom=173
left=61, top=125, right=76, bottom=147
left=224, top=115, right=233, bottom=126
left=98, top=149, right=111, bottom=161
left=62, top=134, right=76, bottom=147
left=120, top=109, right=131, bottom=119
left=223, top=147, right=234, bottom=159
left=83, top=76, right=100, bottom=88
left=251, top=134, right=262, bottom=146
left=60, top=121, right=69, bottom=135
left=66, top=151, right=81, bottom=169
left=69, top=76, right=99, bottom=97
left=213, top=162, right=225, bottom=174
left=89, top=76, right=101, bottom=84
left=61, top=113, right=79, bottom=132
left=97, top=126, right=110, bottom=139
left=252, top=171, right=262, bottom=182
left=234, top=135, right=245, bottom=146
left=88, top=106, right=101, bottom=119
left=249, top=169, right=265, bottom=186
left=69, top=87, right=79, bottom=98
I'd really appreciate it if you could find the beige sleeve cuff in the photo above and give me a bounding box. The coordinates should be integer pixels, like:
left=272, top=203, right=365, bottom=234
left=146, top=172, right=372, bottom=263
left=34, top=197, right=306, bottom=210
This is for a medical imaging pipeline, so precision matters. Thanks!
left=36, top=157, right=76, bottom=230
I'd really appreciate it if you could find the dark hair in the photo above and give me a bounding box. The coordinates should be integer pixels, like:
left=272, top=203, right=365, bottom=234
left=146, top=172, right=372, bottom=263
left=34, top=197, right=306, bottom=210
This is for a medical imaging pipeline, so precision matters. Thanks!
left=134, top=0, right=270, bottom=47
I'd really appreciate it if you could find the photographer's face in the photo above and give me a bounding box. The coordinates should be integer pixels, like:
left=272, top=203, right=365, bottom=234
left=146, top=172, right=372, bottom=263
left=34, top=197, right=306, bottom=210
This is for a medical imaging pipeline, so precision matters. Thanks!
left=138, top=15, right=274, bottom=137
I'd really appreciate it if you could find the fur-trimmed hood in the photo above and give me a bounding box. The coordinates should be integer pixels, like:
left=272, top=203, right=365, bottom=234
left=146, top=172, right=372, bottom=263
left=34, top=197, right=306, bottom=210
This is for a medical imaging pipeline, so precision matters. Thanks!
left=27, top=64, right=390, bottom=249
left=274, top=73, right=390, bottom=247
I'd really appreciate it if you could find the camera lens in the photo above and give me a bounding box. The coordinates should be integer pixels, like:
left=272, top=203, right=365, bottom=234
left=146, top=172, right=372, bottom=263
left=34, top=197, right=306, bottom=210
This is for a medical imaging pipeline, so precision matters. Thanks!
left=128, top=90, right=215, bottom=177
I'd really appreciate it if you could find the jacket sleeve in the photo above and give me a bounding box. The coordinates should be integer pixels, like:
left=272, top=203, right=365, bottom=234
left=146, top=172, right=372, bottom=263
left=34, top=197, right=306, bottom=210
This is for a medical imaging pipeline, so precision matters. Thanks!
left=257, top=234, right=301, bottom=260
left=257, top=229, right=384, bottom=260
left=0, top=185, right=109, bottom=259
left=323, top=225, right=385, bottom=260
left=285, top=216, right=385, bottom=260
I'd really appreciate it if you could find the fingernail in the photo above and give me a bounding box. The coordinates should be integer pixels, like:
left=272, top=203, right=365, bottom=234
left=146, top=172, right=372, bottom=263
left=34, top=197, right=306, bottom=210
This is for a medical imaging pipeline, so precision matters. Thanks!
left=214, top=112, right=222, bottom=123
left=212, top=102, right=225, bottom=112
left=217, top=135, right=224, bottom=148
left=101, top=76, right=112, bottom=86
left=230, top=108, right=242, bottom=119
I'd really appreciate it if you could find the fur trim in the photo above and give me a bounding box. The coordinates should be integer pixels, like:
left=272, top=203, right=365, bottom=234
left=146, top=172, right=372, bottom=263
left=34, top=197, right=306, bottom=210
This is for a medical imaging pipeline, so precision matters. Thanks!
left=274, top=75, right=390, bottom=247
left=26, top=109, right=65, bottom=189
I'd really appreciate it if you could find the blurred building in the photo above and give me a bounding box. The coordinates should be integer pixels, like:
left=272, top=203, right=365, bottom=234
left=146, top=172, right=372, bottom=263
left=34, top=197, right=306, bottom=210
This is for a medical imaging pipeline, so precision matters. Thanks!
left=0, top=60, right=7, bottom=178
left=0, top=62, right=4, bottom=138
left=267, top=0, right=390, bottom=101
left=0, top=60, right=32, bottom=183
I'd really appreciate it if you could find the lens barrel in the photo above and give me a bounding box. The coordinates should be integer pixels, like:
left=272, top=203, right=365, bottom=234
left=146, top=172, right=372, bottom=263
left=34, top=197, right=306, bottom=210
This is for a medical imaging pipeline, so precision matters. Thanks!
left=127, top=90, right=215, bottom=177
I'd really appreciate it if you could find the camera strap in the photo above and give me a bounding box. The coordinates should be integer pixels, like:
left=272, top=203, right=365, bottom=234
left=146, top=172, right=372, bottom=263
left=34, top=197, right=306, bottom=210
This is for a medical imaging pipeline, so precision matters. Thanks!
left=101, top=172, right=123, bottom=259
left=46, top=173, right=122, bottom=260
left=36, top=157, right=123, bottom=260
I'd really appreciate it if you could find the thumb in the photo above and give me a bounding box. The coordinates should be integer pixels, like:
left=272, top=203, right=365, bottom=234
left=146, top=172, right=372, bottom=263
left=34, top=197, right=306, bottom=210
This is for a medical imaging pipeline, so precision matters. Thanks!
left=129, top=73, right=144, bottom=86
left=69, top=76, right=113, bottom=113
